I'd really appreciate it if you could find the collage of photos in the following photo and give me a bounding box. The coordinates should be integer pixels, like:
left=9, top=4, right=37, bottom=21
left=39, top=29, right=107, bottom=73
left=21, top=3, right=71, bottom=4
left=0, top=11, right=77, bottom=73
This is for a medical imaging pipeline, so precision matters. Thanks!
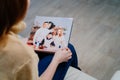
left=27, top=16, right=73, bottom=52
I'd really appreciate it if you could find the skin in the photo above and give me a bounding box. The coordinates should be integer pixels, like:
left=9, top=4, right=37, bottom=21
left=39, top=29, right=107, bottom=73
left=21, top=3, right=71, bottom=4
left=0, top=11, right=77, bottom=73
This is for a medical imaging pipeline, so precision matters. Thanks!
left=39, top=48, right=72, bottom=80
left=57, top=29, right=63, bottom=37
left=42, top=22, right=51, bottom=28
left=46, top=34, right=53, bottom=39
left=27, top=0, right=72, bottom=80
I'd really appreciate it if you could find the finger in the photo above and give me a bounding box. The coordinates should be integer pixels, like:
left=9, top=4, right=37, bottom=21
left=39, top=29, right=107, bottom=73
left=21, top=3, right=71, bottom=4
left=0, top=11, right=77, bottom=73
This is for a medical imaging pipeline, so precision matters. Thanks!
left=68, top=53, right=72, bottom=57
left=65, top=47, right=70, bottom=51
left=65, top=48, right=70, bottom=52
left=64, top=60, right=68, bottom=62
left=70, top=52, right=72, bottom=56
left=68, top=56, right=72, bottom=59
left=61, top=48, right=64, bottom=51
left=66, top=48, right=69, bottom=51
left=62, top=47, right=70, bottom=51
left=67, top=51, right=72, bottom=56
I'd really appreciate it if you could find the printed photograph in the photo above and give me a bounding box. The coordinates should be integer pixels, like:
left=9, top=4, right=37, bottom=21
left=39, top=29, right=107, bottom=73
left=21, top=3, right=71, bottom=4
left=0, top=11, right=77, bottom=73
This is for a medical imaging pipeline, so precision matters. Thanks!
left=27, top=16, right=73, bottom=52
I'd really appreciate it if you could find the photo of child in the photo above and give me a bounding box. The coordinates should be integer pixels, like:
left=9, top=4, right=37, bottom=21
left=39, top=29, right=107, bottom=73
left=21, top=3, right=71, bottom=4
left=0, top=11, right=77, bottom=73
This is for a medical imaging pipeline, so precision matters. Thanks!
left=27, top=16, right=73, bottom=52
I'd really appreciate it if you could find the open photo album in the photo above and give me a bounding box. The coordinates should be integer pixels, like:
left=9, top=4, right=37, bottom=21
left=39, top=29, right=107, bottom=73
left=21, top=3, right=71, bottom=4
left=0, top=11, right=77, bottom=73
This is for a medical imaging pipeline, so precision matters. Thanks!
left=26, top=16, right=73, bottom=53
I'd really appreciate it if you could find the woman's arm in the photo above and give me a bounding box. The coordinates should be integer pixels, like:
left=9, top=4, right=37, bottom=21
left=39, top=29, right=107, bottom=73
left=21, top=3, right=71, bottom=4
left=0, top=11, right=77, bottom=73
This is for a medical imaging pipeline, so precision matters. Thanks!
left=39, top=57, right=59, bottom=80
left=39, top=48, right=72, bottom=80
left=15, top=48, right=71, bottom=80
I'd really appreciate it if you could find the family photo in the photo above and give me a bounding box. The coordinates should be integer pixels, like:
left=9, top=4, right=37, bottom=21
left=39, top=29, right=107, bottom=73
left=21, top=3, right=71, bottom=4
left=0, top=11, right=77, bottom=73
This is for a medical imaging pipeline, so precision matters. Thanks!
left=27, top=16, right=73, bottom=52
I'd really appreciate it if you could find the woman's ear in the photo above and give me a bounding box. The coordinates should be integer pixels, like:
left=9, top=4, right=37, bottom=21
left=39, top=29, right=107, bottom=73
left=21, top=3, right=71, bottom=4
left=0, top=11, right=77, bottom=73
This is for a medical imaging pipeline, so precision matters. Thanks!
left=10, top=21, right=26, bottom=34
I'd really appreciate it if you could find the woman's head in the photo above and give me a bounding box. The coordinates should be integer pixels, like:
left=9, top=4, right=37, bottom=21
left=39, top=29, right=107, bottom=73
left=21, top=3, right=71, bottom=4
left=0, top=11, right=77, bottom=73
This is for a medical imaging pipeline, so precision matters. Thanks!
left=57, top=28, right=64, bottom=37
left=0, top=0, right=30, bottom=37
left=48, top=21, right=55, bottom=30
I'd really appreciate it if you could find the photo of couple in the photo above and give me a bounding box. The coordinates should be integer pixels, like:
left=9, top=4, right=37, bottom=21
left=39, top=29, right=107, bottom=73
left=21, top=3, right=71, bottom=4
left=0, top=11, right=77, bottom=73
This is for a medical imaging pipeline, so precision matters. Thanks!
left=27, top=16, right=73, bottom=52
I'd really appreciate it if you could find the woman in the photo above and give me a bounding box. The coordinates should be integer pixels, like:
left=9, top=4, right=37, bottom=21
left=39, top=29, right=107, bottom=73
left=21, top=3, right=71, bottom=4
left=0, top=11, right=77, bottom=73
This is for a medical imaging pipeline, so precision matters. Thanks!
left=37, top=43, right=80, bottom=80
left=33, top=21, right=55, bottom=48
left=53, top=27, right=66, bottom=48
left=0, top=0, right=80, bottom=80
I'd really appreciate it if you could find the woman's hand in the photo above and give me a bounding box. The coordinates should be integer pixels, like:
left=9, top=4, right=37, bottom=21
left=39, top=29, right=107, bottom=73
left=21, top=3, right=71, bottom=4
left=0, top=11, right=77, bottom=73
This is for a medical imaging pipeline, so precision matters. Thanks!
left=39, top=48, right=72, bottom=80
left=53, top=48, right=72, bottom=64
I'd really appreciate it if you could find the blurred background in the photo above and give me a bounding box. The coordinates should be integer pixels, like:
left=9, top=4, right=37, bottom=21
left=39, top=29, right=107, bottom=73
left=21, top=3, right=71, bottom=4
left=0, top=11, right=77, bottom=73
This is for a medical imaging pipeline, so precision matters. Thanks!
left=20, top=0, right=120, bottom=80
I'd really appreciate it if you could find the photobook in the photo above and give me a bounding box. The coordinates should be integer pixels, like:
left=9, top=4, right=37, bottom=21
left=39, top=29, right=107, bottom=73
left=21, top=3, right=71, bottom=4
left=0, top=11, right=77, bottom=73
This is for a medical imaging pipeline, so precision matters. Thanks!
left=27, top=16, right=73, bottom=53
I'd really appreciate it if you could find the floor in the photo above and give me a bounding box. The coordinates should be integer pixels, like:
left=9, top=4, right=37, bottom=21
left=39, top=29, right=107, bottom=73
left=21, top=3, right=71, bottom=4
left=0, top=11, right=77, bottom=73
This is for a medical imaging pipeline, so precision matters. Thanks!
left=20, top=0, right=120, bottom=80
